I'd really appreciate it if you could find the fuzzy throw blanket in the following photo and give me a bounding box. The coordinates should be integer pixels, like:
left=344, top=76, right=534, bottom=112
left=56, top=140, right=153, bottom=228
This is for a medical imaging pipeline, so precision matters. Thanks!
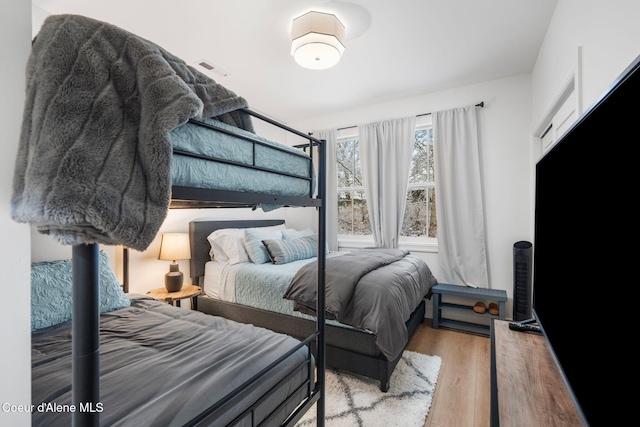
left=11, top=14, right=253, bottom=251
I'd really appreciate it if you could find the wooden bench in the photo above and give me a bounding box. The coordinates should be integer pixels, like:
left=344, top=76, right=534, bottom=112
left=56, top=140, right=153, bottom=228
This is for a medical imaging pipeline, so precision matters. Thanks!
left=432, top=283, right=507, bottom=335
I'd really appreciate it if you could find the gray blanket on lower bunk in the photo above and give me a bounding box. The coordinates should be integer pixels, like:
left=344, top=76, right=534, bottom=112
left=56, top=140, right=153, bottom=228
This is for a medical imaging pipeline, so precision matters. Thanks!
left=11, top=14, right=253, bottom=250
left=32, top=297, right=310, bottom=426
left=284, top=249, right=438, bottom=360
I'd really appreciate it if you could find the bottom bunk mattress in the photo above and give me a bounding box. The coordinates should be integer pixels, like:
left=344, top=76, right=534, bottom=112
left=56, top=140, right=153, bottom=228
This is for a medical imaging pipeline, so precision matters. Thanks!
left=31, top=296, right=313, bottom=427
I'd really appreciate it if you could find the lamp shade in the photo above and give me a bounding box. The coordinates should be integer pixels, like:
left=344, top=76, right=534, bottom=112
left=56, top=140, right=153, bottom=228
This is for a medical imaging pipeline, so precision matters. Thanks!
left=291, top=11, right=346, bottom=70
left=158, top=233, right=191, bottom=261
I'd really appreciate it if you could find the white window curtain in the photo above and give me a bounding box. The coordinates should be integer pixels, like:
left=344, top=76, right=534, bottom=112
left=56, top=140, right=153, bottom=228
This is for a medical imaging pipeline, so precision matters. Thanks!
left=315, top=129, right=339, bottom=251
left=433, top=106, right=489, bottom=287
left=359, top=116, right=416, bottom=248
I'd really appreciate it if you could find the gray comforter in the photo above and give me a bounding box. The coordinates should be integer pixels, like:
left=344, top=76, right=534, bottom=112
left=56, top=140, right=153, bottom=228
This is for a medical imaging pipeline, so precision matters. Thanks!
left=31, top=297, right=311, bottom=426
left=284, top=249, right=438, bottom=360
left=11, top=14, right=252, bottom=251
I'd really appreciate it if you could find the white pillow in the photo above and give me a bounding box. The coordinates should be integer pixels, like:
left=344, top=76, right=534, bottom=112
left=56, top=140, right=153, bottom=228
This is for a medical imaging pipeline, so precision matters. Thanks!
left=207, top=228, right=249, bottom=264
left=207, top=224, right=285, bottom=264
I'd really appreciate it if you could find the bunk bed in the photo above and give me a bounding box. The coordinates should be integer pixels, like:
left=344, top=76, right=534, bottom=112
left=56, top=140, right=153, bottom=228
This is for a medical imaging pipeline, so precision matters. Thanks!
left=13, top=14, right=326, bottom=427
left=28, top=107, right=327, bottom=426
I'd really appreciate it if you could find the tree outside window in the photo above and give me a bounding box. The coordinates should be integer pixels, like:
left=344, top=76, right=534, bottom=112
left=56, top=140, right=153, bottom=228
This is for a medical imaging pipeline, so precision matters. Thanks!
left=337, top=139, right=370, bottom=235
left=402, top=128, right=437, bottom=238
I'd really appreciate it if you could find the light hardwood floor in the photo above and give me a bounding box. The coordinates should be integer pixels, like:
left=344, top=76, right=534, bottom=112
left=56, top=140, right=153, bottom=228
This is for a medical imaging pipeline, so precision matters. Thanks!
left=405, top=319, right=491, bottom=427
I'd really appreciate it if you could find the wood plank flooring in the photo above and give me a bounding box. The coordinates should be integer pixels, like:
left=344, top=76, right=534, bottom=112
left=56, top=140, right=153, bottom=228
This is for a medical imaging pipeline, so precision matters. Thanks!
left=405, top=319, right=491, bottom=427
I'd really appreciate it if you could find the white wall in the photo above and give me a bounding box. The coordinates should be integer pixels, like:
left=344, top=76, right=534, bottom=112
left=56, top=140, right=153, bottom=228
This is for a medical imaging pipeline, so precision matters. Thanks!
left=0, top=1, right=32, bottom=426
left=532, top=0, right=640, bottom=124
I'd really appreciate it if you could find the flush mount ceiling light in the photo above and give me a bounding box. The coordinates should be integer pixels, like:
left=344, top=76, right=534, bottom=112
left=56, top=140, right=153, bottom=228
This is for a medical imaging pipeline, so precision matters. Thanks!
left=291, top=11, right=346, bottom=70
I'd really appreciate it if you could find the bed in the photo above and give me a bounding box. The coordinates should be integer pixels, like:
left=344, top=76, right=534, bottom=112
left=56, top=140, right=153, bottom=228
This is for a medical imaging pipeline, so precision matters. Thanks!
left=28, top=124, right=325, bottom=426
left=189, top=220, right=438, bottom=392
left=20, top=106, right=326, bottom=426
left=17, top=14, right=328, bottom=427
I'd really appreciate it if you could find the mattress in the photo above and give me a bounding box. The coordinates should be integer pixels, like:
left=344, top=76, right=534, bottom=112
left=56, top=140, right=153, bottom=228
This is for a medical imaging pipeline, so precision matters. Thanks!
left=204, top=256, right=335, bottom=314
left=204, top=255, right=368, bottom=333
left=171, top=118, right=314, bottom=198
left=204, top=257, right=317, bottom=310
left=31, top=296, right=312, bottom=426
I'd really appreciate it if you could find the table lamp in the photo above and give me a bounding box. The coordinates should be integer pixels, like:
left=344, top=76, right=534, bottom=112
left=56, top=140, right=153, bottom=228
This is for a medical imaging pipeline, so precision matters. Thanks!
left=158, top=233, right=191, bottom=292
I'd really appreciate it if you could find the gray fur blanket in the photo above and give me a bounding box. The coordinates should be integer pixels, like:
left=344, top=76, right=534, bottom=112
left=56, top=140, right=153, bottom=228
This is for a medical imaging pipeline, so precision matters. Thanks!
left=11, top=14, right=253, bottom=250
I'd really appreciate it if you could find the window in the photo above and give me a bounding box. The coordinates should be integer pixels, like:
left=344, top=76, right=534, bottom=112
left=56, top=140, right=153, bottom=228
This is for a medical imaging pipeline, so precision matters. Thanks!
left=336, top=116, right=436, bottom=242
left=403, top=122, right=437, bottom=238
left=336, top=137, right=370, bottom=235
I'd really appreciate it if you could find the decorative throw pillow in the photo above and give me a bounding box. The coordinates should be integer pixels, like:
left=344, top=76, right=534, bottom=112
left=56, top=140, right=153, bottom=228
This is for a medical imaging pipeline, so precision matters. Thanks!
left=243, top=228, right=283, bottom=264
left=281, top=228, right=314, bottom=239
left=31, top=251, right=130, bottom=331
left=283, top=228, right=330, bottom=254
left=262, top=235, right=318, bottom=265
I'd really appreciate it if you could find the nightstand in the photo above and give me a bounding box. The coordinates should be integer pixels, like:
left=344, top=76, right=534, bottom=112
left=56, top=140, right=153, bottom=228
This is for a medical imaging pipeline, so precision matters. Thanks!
left=147, top=285, right=202, bottom=309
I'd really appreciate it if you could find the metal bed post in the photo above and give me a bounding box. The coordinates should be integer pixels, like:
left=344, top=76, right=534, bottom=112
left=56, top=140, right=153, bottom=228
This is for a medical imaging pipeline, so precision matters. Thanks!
left=316, top=137, right=326, bottom=427
left=243, top=109, right=328, bottom=426
left=122, top=246, right=129, bottom=293
left=72, top=243, right=100, bottom=427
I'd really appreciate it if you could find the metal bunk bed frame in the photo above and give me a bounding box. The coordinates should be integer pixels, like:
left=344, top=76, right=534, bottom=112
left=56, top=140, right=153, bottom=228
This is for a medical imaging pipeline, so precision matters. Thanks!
left=70, top=108, right=326, bottom=427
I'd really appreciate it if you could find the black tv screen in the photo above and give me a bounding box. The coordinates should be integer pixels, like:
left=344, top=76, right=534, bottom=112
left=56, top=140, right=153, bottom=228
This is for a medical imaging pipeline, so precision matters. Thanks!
left=533, top=55, right=638, bottom=427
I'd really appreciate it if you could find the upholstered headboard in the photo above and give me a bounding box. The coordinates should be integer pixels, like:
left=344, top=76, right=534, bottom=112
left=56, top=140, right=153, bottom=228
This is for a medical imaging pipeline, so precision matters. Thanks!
left=188, top=219, right=285, bottom=286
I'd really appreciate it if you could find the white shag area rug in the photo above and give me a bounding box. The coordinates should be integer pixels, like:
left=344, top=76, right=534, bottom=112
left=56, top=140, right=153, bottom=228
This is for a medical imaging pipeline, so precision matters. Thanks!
left=296, top=350, right=442, bottom=427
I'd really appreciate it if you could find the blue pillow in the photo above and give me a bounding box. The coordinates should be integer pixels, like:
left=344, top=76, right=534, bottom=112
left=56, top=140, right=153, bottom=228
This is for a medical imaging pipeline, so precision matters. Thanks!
left=283, top=228, right=329, bottom=254
left=31, top=251, right=131, bottom=331
left=243, top=228, right=282, bottom=264
left=262, top=235, right=318, bottom=265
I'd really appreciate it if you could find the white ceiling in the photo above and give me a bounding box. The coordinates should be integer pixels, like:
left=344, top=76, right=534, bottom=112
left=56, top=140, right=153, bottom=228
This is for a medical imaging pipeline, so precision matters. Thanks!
left=32, top=0, right=557, bottom=123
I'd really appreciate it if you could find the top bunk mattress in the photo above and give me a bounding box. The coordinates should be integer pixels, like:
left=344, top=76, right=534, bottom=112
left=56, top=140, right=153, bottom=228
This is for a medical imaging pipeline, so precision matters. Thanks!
left=170, top=118, right=314, bottom=199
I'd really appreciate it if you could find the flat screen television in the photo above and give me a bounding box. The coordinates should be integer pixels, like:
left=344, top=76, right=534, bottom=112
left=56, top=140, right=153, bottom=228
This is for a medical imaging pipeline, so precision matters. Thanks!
left=532, top=55, right=639, bottom=426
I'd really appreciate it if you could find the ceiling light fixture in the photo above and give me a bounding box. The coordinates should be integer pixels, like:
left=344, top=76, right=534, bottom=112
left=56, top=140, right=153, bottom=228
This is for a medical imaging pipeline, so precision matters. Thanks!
left=291, top=11, right=346, bottom=70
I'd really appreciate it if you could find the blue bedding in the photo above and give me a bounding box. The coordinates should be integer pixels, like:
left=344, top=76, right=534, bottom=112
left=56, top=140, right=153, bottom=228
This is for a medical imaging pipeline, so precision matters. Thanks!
left=170, top=118, right=314, bottom=197
left=235, top=258, right=314, bottom=319
left=232, top=255, right=365, bottom=333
